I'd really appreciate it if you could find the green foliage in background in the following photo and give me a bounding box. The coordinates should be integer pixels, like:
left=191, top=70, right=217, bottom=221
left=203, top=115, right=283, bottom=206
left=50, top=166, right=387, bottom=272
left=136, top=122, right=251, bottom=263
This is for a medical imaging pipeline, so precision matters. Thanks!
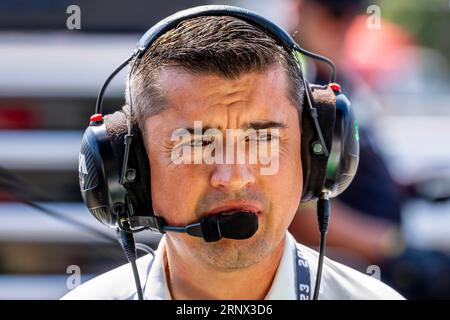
left=378, top=0, right=450, bottom=62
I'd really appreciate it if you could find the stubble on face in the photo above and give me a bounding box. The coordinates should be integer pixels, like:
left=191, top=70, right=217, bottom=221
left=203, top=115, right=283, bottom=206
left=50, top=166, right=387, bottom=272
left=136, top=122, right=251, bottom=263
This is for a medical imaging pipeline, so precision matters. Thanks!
left=165, top=186, right=280, bottom=270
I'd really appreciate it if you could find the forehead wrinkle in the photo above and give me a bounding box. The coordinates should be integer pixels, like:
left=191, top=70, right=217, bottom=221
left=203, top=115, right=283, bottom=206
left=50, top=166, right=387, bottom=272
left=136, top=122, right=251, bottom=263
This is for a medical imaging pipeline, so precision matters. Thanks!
left=159, top=65, right=292, bottom=121
left=161, top=69, right=253, bottom=114
left=202, top=79, right=253, bottom=110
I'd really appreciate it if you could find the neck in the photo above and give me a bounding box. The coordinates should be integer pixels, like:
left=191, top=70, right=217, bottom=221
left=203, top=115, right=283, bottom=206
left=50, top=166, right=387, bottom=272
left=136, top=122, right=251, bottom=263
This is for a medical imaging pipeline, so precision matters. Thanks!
left=164, top=236, right=286, bottom=300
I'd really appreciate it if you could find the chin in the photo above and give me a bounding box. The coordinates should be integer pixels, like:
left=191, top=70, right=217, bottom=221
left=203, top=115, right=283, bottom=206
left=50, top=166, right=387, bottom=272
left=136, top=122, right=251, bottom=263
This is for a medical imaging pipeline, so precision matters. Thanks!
left=198, top=229, right=275, bottom=270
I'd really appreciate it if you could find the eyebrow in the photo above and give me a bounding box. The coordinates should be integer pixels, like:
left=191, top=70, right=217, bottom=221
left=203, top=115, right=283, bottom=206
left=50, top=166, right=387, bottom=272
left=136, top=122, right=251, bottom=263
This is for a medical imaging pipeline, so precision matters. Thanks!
left=182, top=121, right=287, bottom=134
left=243, top=121, right=287, bottom=130
left=184, top=126, right=214, bottom=135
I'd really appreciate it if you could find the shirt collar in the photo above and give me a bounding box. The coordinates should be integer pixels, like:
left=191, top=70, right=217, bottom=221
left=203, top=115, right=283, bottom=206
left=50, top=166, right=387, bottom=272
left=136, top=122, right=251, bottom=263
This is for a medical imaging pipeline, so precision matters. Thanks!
left=264, top=232, right=297, bottom=300
left=143, top=232, right=298, bottom=300
left=143, top=237, right=172, bottom=300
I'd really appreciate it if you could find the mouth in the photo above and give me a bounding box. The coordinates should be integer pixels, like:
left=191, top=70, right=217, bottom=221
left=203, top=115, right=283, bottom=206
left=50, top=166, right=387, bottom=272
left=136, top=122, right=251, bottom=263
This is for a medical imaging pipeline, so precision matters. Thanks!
left=206, top=202, right=262, bottom=217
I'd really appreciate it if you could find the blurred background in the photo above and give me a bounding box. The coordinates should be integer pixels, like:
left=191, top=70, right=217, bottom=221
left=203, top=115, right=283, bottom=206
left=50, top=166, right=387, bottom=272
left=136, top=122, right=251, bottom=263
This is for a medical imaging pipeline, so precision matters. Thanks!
left=0, top=0, right=449, bottom=299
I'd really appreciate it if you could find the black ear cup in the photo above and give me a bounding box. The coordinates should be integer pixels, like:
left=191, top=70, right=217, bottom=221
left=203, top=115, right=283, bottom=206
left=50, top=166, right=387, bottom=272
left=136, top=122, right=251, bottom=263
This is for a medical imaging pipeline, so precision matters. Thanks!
left=300, top=84, right=359, bottom=202
left=78, top=107, right=153, bottom=229
left=103, top=106, right=153, bottom=220
left=301, top=84, right=336, bottom=202
left=79, top=121, right=127, bottom=227
left=323, top=92, right=359, bottom=197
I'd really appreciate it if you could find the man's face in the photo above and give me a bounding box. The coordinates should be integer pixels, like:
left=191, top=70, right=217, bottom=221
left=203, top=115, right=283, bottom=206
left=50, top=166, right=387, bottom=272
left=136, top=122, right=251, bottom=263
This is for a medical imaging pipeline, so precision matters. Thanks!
left=143, top=65, right=302, bottom=270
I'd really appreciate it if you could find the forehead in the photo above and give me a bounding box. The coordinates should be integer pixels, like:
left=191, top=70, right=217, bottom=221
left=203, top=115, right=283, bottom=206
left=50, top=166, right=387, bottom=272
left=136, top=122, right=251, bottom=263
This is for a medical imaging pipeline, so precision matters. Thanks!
left=147, top=65, right=298, bottom=129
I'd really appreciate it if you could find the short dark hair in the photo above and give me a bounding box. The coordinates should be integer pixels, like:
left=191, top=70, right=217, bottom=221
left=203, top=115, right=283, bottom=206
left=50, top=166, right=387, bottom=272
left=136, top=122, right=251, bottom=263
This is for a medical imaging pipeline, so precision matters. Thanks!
left=127, top=15, right=304, bottom=133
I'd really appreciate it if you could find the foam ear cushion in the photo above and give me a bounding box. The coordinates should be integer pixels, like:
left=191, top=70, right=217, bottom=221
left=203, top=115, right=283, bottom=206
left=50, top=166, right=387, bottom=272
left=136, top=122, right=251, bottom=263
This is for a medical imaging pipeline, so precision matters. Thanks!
left=300, top=84, right=337, bottom=202
left=104, top=106, right=153, bottom=217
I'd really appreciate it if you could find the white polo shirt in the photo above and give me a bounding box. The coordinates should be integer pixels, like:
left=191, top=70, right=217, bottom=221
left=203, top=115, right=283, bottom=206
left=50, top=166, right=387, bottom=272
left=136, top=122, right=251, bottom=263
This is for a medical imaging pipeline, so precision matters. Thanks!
left=61, top=232, right=404, bottom=300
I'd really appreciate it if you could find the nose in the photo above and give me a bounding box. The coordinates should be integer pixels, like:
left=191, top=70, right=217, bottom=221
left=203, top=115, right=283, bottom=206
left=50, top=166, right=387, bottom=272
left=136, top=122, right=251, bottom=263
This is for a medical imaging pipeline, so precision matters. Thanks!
left=211, top=164, right=256, bottom=190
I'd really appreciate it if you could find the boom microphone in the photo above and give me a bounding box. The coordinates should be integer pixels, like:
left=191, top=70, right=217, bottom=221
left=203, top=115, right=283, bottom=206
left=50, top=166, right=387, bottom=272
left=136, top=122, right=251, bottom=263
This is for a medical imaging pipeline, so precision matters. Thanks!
left=162, top=211, right=259, bottom=242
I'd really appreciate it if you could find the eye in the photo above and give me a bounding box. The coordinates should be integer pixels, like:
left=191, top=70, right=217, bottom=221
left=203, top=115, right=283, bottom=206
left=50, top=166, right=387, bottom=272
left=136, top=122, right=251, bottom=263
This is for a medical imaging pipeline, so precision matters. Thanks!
left=257, top=133, right=272, bottom=141
left=190, top=136, right=214, bottom=147
left=245, top=131, right=279, bottom=142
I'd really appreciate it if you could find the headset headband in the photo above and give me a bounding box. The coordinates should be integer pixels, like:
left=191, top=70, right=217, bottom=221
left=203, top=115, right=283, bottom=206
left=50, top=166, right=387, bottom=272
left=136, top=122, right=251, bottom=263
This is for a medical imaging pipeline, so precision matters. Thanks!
left=95, top=5, right=336, bottom=115
left=137, top=5, right=297, bottom=54
left=136, top=5, right=336, bottom=78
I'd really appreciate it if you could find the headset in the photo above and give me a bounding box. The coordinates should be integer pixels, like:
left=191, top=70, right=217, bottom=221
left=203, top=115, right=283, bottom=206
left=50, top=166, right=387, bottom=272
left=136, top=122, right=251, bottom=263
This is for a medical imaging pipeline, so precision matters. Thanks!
left=78, top=5, right=359, bottom=300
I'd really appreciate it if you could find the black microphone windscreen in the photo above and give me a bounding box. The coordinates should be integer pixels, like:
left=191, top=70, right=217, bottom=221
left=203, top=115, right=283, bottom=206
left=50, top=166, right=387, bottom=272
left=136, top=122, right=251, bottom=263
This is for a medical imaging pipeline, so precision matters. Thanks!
left=200, top=211, right=259, bottom=242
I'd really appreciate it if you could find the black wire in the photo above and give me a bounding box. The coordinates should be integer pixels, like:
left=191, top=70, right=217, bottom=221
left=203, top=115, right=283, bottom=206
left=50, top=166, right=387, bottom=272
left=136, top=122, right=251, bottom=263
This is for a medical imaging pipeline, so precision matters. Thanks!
left=21, top=198, right=115, bottom=244
left=295, top=45, right=336, bottom=83
left=118, top=57, right=139, bottom=185
left=130, top=259, right=144, bottom=300
left=313, top=231, right=327, bottom=300
left=1, top=170, right=154, bottom=299
left=313, top=193, right=331, bottom=300
left=116, top=228, right=144, bottom=300
left=0, top=168, right=116, bottom=244
left=1, top=195, right=126, bottom=263
left=0, top=167, right=126, bottom=263
left=95, top=55, right=134, bottom=115
left=0, top=166, right=155, bottom=263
